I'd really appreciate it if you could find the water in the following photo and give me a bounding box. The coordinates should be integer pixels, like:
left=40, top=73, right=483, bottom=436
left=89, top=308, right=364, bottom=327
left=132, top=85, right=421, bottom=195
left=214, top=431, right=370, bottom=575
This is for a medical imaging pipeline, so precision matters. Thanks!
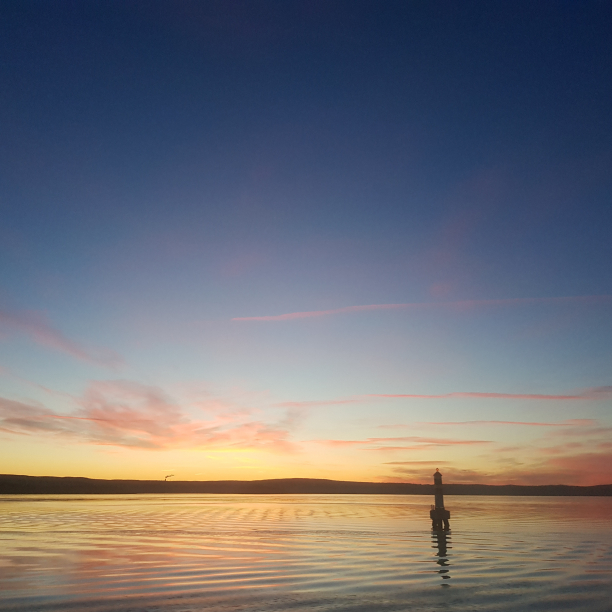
left=0, top=495, right=610, bottom=611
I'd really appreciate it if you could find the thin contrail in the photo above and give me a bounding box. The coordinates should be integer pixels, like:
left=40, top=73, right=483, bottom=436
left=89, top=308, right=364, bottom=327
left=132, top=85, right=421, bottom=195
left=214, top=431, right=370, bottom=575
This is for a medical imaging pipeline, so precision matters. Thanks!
left=232, top=295, right=612, bottom=322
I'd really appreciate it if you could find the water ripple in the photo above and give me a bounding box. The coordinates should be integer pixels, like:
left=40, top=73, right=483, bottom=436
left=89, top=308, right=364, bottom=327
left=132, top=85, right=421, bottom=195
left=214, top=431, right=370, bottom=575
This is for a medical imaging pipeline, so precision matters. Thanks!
left=1, top=495, right=611, bottom=611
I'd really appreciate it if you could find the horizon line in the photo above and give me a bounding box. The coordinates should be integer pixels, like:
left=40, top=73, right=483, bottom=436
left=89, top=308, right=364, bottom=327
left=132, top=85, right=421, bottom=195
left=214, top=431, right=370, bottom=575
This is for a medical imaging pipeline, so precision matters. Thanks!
left=1, top=473, right=611, bottom=489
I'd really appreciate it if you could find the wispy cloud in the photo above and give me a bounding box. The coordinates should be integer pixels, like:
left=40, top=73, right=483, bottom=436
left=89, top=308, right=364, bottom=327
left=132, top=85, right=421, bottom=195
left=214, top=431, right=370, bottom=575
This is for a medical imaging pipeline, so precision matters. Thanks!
left=539, top=452, right=612, bottom=485
left=0, top=380, right=297, bottom=453
left=383, top=460, right=451, bottom=465
left=370, top=388, right=612, bottom=401
left=379, top=422, right=612, bottom=485
left=274, top=399, right=362, bottom=409
left=0, top=309, right=122, bottom=368
left=232, top=295, right=612, bottom=322
left=314, top=436, right=491, bottom=449
left=278, top=387, right=612, bottom=411
left=384, top=452, right=612, bottom=486
left=381, top=466, right=501, bottom=485
left=420, top=419, right=597, bottom=427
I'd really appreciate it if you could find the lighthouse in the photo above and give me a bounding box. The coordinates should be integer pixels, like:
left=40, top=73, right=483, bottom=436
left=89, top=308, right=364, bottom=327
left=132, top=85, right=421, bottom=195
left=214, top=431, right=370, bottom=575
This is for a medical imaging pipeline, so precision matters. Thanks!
left=429, top=469, right=450, bottom=530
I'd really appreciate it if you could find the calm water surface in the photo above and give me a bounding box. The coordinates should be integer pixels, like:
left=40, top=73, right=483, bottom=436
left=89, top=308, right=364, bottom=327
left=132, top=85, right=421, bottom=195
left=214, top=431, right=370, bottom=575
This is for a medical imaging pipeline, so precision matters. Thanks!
left=0, top=495, right=610, bottom=611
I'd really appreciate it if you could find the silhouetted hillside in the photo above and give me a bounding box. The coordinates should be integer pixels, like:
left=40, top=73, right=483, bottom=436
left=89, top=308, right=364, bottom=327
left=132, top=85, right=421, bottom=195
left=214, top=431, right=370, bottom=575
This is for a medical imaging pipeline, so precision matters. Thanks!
left=1, top=474, right=610, bottom=495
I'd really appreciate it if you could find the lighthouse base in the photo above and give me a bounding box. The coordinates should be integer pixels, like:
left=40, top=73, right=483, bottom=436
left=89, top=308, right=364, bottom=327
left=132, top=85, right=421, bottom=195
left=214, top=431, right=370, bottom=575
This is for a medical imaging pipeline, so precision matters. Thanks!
left=430, top=507, right=450, bottom=531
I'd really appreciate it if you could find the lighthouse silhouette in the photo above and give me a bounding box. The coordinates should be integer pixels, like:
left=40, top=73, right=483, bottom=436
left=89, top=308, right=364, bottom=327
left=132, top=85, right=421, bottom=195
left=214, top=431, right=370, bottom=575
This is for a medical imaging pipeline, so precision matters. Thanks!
left=429, top=469, right=450, bottom=530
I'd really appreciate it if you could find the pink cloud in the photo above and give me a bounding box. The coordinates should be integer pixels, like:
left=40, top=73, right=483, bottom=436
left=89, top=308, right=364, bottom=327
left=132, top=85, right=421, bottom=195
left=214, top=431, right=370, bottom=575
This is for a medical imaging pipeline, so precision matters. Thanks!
left=232, top=294, right=612, bottom=322
left=0, top=309, right=122, bottom=368
left=381, top=467, right=498, bottom=485
left=540, top=452, right=612, bottom=485
left=233, top=303, right=422, bottom=321
left=0, top=397, right=80, bottom=436
left=314, top=436, right=491, bottom=449
left=369, top=388, right=612, bottom=401
left=420, top=419, right=598, bottom=426
left=364, top=444, right=490, bottom=452
left=380, top=429, right=612, bottom=485
left=384, top=452, right=612, bottom=486
left=0, top=380, right=297, bottom=453
left=274, top=399, right=362, bottom=409
left=278, top=388, right=611, bottom=411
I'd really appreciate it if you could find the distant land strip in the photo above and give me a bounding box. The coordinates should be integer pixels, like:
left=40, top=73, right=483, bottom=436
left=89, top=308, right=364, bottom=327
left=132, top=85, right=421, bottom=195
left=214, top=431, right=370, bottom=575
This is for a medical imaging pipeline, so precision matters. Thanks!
left=1, top=475, right=611, bottom=496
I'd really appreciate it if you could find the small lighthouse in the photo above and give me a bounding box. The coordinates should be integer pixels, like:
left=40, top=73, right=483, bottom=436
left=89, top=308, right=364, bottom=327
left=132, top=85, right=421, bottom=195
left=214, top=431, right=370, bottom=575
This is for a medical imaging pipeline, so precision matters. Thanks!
left=429, top=469, right=450, bottom=530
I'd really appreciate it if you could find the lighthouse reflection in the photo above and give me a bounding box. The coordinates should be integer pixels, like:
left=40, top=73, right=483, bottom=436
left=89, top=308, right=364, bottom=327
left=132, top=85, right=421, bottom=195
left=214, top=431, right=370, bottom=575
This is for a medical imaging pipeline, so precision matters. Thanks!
left=432, top=531, right=452, bottom=583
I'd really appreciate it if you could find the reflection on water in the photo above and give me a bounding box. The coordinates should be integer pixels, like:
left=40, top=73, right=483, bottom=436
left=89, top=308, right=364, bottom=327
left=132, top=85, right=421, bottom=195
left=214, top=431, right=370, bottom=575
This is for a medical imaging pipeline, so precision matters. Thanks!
left=432, top=531, right=451, bottom=583
left=0, top=495, right=611, bottom=612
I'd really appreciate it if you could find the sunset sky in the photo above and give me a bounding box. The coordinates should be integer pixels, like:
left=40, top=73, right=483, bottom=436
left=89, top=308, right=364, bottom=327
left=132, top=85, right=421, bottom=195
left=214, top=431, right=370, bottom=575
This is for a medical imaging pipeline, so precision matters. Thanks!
left=1, top=1, right=611, bottom=486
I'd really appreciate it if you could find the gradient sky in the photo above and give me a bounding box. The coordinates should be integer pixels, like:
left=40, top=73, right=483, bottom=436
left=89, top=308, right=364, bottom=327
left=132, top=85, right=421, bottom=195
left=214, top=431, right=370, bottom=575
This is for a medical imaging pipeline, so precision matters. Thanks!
left=1, top=1, right=611, bottom=485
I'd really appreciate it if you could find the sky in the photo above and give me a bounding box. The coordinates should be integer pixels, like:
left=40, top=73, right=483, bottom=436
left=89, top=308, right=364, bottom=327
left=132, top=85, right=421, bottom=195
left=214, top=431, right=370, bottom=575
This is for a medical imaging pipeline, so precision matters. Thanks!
left=1, top=0, right=611, bottom=486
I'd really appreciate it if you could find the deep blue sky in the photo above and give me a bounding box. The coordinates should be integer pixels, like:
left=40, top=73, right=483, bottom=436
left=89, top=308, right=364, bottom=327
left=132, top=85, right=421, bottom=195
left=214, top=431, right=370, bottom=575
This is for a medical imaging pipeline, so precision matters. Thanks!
left=0, top=1, right=611, bottom=483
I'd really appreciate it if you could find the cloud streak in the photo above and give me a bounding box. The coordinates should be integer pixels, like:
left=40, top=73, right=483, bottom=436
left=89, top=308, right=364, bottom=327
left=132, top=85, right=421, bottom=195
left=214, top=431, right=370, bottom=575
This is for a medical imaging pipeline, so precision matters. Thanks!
left=383, top=460, right=451, bottom=465
left=0, top=380, right=297, bottom=453
left=0, top=309, right=122, bottom=368
left=384, top=452, right=612, bottom=486
left=314, top=436, right=491, bottom=449
left=232, top=295, right=612, bottom=322
left=420, top=419, right=597, bottom=427
left=278, top=387, right=612, bottom=410
left=379, top=422, right=612, bottom=485
left=371, top=388, right=612, bottom=400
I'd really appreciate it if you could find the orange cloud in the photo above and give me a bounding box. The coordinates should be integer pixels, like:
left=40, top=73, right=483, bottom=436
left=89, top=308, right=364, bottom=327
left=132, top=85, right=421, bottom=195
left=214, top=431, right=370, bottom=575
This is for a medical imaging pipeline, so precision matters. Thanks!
left=384, top=460, right=451, bottom=465
left=0, top=381, right=297, bottom=453
left=381, top=466, right=497, bottom=485
left=381, top=433, right=612, bottom=486
left=232, top=294, right=612, bottom=322
left=541, top=452, right=612, bottom=485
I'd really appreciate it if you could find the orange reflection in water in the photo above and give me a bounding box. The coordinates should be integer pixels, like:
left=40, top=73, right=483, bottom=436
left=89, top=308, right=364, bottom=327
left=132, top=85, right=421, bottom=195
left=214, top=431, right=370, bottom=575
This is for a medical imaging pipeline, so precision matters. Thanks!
left=0, top=495, right=611, bottom=611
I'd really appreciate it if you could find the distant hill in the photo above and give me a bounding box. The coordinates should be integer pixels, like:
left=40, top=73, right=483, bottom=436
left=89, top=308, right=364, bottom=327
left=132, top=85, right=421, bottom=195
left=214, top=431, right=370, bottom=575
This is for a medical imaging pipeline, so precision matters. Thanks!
left=1, top=474, right=611, bottom=496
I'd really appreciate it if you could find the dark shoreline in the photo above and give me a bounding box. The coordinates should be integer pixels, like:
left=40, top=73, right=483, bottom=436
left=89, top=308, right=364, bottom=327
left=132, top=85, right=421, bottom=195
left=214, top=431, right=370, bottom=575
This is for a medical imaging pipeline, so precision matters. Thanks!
left=1, top=474, right=611, bottom=496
